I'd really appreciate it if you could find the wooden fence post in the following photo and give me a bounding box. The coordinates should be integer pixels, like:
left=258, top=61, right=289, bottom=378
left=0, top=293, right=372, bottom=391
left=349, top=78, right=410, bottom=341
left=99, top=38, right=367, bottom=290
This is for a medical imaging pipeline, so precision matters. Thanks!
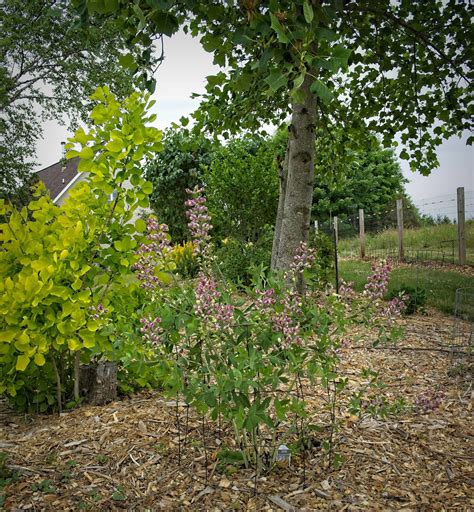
left=457, top=187, right=466, bottom=265
left=359, top=208, right=365, bottom=259
left=314, top=220, right=318, bottom=234
left=333, top=216, right=338, bottom=246
left=396, top=199, right=404, bottom=260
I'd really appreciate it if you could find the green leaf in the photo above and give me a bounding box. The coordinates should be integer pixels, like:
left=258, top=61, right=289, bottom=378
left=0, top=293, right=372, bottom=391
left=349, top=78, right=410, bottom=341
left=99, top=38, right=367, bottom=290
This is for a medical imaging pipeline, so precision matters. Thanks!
left=142, top=181, right=153, bottom=195
left=0, top=329, right=19, bottom=343
left=153, top=270, right=173, bottom=285
left=16, top=355, right=30, bottom=372
left=270, top=13, right=289, bottom=44
left=66, top=150, right=80, bottom=160
left=315, top=27, right=337, bottom=41
left=303, top=1, right=314, bottom=23
left=79, top=147, right=94, bottom=160
left=79, top=329, right=96, bottom=349
left=34, top=353, right=46, bottom=366
left=135, top=218, right=146, bottom=233
left=106, top=140, right=124, bottom=152
left=118, top=53, right=136, bottom=70
left=310, top=79, right=333, bottom=103
left=265, top=70, right=288, bottom=92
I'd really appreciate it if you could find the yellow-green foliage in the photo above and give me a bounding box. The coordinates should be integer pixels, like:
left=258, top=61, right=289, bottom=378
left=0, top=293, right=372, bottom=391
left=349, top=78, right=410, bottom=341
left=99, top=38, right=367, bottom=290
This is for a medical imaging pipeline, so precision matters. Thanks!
left=0, top=86, right=162, bottom=402
left=169, top=242, right=198, bottom=277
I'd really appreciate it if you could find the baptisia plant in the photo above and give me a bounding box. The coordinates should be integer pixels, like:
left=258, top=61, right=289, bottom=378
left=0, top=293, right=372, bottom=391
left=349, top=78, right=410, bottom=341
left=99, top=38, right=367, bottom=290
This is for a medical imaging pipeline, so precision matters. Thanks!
left=339, top=259, right=407, bottom=347
left=134, top=193, right=350, bottom=470
left=135, top=188, right=405, bottom=473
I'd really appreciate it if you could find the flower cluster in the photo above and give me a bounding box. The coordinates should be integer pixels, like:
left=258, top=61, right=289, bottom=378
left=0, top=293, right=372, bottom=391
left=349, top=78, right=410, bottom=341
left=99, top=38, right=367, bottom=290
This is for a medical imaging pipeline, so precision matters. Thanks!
left=88, top=303, right=107, bottom=320
left=364, top=259, right=392, bottom=300
left=140, top=316, right=162, bottom=346
left=134, top=217, right=171, bottom=291
left=194, top=272, right=234, bottom=332
left=415, top=389, right=445, bottom=412
left=289, top=241, right=316, bottom=275
left=254, top=288, right=277, bottom=315
left=271, top=289, right=303, bottom=347
left=382, top=295, right=407, bottom=320
left=339, top=280, right=356, bottom=300
left=185, top=186, right=212, bottom=255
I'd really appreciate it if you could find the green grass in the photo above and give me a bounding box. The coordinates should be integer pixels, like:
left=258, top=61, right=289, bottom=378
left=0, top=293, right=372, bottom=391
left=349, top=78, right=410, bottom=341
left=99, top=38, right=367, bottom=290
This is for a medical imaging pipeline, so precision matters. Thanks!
left=338, top=259, right=474, bottom=315
left=338, top=220, right=474, bottom=264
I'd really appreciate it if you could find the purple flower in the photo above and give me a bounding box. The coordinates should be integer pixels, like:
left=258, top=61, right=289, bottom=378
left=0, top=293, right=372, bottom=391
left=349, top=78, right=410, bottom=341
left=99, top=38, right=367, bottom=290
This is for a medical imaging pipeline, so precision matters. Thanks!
left=290, top=241, right=316, bottom=274
left=185, top=186, right=212, bottom=255
left=364, top=259, right=392, bottom=300
left=140, top=315, right=163, bottom=346
left=88, top=303, right=107, bottom=321
left=134, top=218, right=171, bottom=291
left=194, top=272, right=234, bottom=333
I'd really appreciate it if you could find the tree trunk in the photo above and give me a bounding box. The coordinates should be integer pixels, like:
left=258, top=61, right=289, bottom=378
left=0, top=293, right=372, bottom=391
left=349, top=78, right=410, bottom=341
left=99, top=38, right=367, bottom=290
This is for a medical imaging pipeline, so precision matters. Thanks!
left=271, top=140, right=290, bottom=269
left=274, top=75, right=317, bottom=272
left=79, top=362, right=117, bottom=405
left=74, top=351, right=80, bottom=401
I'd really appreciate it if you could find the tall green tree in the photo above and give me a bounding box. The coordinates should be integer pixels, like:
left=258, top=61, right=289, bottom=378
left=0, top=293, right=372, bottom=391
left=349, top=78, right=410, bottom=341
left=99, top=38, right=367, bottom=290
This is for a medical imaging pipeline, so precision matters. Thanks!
left=0, top=0, right=158, bottom=198
left=205, top=134, right=280, bottom=242
left=312, top=141, right=406, bottom=222
left=81, top=0, right=472, bottom=275
left=145, top=128, right=214, bottom=242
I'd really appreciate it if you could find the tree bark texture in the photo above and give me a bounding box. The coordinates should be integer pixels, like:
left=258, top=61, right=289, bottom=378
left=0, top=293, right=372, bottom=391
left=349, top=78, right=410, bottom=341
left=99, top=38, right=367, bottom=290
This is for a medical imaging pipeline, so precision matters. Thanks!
left=271, top=140, right=289, bottom=269
left=79, top=362, right=117, bottom=406
left=274, top=75, right=317, bottom=272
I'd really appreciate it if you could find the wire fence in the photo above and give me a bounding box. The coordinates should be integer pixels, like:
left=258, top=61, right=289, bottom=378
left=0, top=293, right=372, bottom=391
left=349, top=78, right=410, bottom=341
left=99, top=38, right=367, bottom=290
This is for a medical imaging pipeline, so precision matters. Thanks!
left=316, top=188, right=473, bottom=266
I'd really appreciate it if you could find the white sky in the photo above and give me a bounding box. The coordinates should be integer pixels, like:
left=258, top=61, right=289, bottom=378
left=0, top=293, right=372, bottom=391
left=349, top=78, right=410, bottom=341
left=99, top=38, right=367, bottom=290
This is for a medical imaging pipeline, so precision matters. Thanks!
left=36, top=30, right=473, bottom=213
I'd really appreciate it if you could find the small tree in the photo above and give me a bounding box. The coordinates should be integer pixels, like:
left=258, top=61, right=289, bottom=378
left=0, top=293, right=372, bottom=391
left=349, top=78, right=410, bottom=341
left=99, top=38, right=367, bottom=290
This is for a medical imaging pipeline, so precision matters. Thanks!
left=0, top=87, right=162, bottom=411
left=205, top=134, right=280, bottom=242
left=145, top=128, right=214, bottom=242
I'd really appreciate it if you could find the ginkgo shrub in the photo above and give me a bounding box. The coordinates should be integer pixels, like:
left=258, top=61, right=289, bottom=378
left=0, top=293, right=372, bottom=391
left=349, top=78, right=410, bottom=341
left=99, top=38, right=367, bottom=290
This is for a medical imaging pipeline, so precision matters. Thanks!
left=0, top=86, right=164, bottom=411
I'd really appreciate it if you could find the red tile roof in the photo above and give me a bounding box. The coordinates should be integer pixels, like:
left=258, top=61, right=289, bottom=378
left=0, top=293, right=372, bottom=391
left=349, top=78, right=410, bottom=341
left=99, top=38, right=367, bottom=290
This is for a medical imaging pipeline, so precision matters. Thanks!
left=36, top=158, right=80, bottom=201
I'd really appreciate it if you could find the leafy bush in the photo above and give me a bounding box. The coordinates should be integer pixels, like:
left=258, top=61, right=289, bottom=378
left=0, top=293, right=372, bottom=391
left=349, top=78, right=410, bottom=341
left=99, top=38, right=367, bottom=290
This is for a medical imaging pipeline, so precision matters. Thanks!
left=213, top=227, right=274, bottom=286
left=205, top=135, right=279, bottom=242
left=0, top=86, right=163, bottom=411
left=145, top=129, right=214, bottom=242
left=131, top=194, right=407, bottom=472
left=169, top=242, right=199, bottom=278
left=309, top=231, right=334, bottom=286
left=389, top=286, right=427, bottom=315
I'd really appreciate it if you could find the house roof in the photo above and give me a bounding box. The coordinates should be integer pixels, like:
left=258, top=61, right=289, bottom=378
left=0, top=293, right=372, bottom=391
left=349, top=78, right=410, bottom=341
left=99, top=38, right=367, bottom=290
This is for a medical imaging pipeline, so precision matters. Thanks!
left=36, top=158, right=81, bottom=202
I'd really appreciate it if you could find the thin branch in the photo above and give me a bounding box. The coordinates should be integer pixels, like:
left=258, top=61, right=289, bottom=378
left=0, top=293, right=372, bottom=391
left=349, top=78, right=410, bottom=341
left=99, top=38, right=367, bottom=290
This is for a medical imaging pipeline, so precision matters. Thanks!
left=356, top=5, right=471, bottom=84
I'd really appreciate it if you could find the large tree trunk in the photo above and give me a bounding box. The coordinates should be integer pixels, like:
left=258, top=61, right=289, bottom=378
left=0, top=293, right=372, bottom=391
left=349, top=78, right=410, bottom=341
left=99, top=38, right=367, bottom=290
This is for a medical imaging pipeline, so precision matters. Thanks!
left=274, top=76, right=317, bottom=272
left=271, top=140, right=289, bottom=269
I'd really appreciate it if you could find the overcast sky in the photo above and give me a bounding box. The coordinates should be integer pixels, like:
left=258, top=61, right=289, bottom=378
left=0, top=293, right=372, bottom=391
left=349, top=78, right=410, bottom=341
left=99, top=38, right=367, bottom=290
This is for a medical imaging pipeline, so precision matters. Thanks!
left=36, top=30, right=473, bottom=214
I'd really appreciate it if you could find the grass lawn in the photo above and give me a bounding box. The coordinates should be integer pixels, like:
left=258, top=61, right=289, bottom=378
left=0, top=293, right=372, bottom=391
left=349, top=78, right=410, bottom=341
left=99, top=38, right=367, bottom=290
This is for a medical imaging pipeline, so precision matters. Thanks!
left=338, top=259, right=474, bottom=315
left=338, top=220, right=474, bottom=264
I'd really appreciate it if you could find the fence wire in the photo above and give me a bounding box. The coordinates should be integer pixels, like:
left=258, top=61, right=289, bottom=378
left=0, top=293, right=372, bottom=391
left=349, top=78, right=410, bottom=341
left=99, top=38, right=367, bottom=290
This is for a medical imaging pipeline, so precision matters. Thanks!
left=316, top=190, right=473, bottom=266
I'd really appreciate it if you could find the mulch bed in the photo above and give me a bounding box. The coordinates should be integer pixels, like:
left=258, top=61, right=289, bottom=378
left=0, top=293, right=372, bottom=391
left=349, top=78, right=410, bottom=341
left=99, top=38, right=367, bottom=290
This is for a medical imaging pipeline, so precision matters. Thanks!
left=1, top=312, right=472, bottom=511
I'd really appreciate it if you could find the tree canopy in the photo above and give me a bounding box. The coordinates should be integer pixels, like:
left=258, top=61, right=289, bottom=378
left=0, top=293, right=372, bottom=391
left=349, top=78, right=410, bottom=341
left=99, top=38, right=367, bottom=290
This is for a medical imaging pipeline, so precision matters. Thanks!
left=79, top=0, right=472, bottom=272
left=0, top=0, right=159, bottom=197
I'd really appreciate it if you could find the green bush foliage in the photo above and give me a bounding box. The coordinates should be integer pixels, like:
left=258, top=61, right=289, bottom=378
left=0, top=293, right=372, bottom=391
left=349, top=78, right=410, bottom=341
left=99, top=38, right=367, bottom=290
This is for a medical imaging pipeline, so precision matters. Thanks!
left=145, top=129, right=214, bottom=242
left=0, top=86, right=163, bottom=410
left=205, top=135, right=279, bottom=242
left=213, top=227, right=274, bottom=286
left=389, top=286, right=427, bottom=315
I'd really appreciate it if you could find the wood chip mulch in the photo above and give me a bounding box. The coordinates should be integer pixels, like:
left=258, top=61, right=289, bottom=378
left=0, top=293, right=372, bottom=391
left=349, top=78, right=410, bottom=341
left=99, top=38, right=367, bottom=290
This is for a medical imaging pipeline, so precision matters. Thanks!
left=0, top=312, right=472, bottom=511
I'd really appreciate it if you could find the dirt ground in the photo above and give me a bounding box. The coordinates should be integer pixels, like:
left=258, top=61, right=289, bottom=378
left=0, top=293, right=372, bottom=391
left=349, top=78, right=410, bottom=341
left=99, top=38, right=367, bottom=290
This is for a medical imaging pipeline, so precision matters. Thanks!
left=1, top=312, right=472, bottom=511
